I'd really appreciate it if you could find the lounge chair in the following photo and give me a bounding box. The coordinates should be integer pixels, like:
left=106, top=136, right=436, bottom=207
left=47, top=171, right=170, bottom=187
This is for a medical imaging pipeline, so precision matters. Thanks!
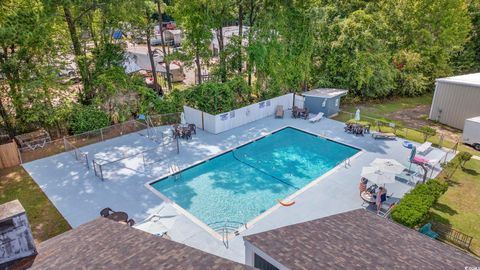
left=309, top=112, right=324, bottom=123
left=275, top=105, right=284, bottom=118
left=417, top=142, right=432, bottom=154
left=372, top=132, right=396, bottom=140
left=413, top=156, right=438, bottom=167
left=419, top=223, right=439, bottom=239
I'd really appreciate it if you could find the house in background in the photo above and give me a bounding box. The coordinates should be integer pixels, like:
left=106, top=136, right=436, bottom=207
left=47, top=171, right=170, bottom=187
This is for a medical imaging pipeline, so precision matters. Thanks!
left=211, top=26, right=249, bottom=57
left=163, top=29, right=184, bottom=47
left=243, top=209, right=480, bottom=270
left=429, top=73, right=480, bottom=130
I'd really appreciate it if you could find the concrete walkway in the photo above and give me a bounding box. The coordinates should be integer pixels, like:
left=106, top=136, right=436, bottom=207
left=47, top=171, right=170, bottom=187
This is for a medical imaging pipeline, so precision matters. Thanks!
left=23, top=114, right=453, bottom=263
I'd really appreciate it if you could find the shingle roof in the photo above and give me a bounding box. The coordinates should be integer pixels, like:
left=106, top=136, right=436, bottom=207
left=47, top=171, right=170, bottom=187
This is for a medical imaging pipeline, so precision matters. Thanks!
left=25, top=218, right=249, bottom=270
left=244, top=209, right=480, bottom=270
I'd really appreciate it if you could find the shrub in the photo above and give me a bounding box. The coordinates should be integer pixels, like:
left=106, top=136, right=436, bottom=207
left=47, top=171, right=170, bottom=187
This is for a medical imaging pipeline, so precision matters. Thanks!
left=391, top=179, right=448, bottom=228
left=69, top=105, right=110, bottom=134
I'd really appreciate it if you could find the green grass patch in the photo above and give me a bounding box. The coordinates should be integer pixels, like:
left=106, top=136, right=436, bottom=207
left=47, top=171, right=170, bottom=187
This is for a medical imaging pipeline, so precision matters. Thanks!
left=428, top=158, right=480, bottom=256
left=342, top=94, right=433, bottom=115
left=0, top=166, right=71, bottom=242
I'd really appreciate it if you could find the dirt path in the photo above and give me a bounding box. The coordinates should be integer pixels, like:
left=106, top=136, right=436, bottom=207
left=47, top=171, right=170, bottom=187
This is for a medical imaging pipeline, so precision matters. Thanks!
left=385, top=105, right=462, bottom=142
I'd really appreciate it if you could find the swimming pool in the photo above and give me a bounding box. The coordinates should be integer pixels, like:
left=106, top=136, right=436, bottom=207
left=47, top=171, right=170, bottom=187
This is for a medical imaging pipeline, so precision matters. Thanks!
left=150, top=127, right=360, bottom=232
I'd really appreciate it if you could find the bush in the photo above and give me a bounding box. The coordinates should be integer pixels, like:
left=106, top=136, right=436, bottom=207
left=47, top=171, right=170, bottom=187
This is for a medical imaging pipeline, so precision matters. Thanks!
left=69, top=105, right=110, bottom=134
left=391, top=179, right=448, bottom=228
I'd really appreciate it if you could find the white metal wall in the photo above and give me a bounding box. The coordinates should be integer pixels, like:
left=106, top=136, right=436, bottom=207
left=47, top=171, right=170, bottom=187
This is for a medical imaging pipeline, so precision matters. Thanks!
left=429, top=82, right=480, bottom=130
left=183, top=93, right=295, bottom=134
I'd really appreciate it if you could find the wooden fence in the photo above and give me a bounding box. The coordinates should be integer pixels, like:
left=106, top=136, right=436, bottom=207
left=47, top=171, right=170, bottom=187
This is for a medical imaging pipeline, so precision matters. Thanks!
left=0, top=140, right=21, bottom=169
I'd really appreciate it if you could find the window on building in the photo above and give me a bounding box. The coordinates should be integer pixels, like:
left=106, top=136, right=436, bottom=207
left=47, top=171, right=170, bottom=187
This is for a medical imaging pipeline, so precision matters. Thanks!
left=254, top=253, right=279, bottom=270
left=335, top=98, right=339, bottom=107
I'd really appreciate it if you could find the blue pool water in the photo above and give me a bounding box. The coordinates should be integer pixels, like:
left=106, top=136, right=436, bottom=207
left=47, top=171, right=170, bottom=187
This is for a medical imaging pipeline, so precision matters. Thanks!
left=150, top=127, right=359, bottom=228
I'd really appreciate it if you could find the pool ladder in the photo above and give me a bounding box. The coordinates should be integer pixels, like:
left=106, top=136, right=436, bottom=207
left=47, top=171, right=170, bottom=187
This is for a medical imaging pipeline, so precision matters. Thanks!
left=170, top=163, right=181, bottom=180
left=208, top=221, right=246, bottom=248
left=342, top=158, right=351, bottom=168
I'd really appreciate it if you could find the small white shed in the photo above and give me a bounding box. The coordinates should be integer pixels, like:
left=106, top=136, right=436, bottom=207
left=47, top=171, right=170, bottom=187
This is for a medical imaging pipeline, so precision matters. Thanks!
left=164, top=29, right=183, bottom=46
left=429, top=73, right=480, bottom=130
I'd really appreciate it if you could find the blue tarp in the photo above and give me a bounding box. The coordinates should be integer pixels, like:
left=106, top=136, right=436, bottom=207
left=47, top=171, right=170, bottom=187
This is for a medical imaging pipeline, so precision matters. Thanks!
left=113, top=30, right=123, bottom=40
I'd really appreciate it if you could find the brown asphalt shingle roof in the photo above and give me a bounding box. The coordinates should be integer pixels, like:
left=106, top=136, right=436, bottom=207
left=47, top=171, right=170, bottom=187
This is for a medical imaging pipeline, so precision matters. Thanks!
left=25, top=218, right=249, bottom=270
left=244, top=209, right=480, bottom=270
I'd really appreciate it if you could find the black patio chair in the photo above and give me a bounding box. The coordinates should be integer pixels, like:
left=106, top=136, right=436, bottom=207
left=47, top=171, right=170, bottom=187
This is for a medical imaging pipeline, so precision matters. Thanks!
left=302, top=108, right=309, bottom=120
left=127, top=219, right=136, bottom=226
left=188, top=123, right=196, bottom=135
left=100, top=207, right=113, bottom=217
left=183, top=129, right=192, bottom=140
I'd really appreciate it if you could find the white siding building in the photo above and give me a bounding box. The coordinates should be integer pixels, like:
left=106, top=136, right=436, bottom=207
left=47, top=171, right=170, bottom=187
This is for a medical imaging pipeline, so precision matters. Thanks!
left=429, top=73, right=480, bottom=130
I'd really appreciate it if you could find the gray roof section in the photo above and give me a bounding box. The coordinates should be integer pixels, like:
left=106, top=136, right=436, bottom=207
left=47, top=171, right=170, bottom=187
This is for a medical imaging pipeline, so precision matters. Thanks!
left=302, top=88, right=348, bottom=98
left=27, top=218, right=249, bottom=270
left=244, top=209, right=480, bottom=270
left=0, top=199, right=25, bottom=222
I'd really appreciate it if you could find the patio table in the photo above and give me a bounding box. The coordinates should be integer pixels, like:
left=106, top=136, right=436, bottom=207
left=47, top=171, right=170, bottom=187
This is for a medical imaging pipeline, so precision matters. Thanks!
left=107, top=211, right=128, bottom=223
left=360, top=191, right=375, bottom=204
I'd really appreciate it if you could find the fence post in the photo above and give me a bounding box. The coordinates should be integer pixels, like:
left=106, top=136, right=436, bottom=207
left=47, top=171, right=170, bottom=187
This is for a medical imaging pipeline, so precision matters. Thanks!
left=100, top=128, right=104, bottom=141
left=16, top=140, right=23, bottom=164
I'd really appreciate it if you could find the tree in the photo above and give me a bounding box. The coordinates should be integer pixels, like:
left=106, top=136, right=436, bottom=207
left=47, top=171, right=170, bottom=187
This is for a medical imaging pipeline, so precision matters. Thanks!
left=381, top=0, right=471, bottom=89
left=155, top=0, right=172, bottom=91
left=313, top=7, right=396, bottom=97
left=457, top=151, right=472, bottom=169
left=170, top=0, right=213, bottom=84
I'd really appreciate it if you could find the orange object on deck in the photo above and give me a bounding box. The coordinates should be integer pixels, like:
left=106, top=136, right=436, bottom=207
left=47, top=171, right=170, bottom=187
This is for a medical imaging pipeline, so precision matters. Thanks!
left=277, top=199, right=295, bottom=206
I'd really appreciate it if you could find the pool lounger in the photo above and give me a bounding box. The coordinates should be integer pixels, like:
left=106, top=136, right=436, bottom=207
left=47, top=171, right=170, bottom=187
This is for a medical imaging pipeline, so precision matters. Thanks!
left=372, top=132, right=396, bottom=140
left=309, top=112, right=324, bottom=123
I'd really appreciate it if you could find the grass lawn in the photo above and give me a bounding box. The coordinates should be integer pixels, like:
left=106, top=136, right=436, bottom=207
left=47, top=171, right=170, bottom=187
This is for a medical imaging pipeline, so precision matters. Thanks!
left=340, top=94, right=433, bottom=118
left=333, top=93, right=480, bottom=156
left=428, top=158, right=480, bottom=256
left=0, top=166, right=71, bottom=243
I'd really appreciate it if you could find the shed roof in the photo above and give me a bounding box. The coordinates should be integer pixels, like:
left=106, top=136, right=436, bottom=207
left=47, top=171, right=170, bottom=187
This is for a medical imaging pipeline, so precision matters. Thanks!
left=244, top=209, right=480, bottom=270
left=302, top=88, right=348, bottom=98
left=23, top=218, right=248, bottom=270
left=436, top=73, right=480, bottom=88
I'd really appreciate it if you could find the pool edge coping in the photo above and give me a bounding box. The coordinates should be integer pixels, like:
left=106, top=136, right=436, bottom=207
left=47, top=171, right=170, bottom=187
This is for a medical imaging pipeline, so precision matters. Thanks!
left=144, top=125, right=365, bottom=241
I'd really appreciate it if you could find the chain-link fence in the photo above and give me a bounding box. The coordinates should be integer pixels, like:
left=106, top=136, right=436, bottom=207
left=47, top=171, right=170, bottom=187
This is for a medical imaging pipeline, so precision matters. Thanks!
left=92, top=129, right=180, bottom=181
left=16, top=116, right=181, bottom=163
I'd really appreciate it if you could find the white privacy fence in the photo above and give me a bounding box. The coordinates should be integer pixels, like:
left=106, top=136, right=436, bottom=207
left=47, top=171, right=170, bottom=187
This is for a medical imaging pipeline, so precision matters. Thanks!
left=184, top=93, right=300, bottom=134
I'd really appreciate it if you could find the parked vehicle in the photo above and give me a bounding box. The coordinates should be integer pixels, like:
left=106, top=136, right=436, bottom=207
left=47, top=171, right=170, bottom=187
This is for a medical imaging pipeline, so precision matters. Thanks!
left=463, top=116, right=480, bottom=150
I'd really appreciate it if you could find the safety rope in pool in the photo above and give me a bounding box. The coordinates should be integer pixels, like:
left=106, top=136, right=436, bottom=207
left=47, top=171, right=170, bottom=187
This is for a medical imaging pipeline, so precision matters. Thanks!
left=231, top=151, right=300, bottom=190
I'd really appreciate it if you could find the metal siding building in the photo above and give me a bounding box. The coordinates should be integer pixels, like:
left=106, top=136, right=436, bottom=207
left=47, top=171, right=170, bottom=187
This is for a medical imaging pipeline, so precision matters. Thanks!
left=429, top=73, right=480, bottom=130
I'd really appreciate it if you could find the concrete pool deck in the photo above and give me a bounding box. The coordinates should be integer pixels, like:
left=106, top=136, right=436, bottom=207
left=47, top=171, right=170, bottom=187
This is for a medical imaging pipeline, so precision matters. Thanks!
left=22, top=114, right=453, bottom=263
